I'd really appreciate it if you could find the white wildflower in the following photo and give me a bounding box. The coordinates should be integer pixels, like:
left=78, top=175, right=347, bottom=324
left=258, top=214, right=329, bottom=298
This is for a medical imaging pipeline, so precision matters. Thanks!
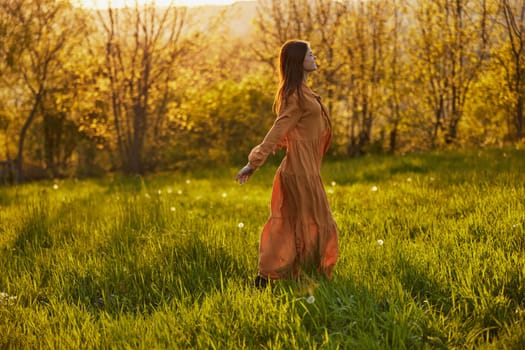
left=157, top=190, right=162, bottom=195
left=0, top=292, right=17, bottom=305
left=306, top=295, right=315, bottom=304
left=377, top=239, right=384, bottom=246
left=327, top=189, right=334, bottom=194
left=177, top=189, right=183, bottom=195
left=371, top=186, right=378, bottom=192
left=406, top=177, right=412, bottom=182
left=222, top=192, right=227, bottom=198
left=186, top=179, right=191, bottom=184
left=238, top=222, right=244, bottom=229
left=53, top=184, right=59, bottom=190
left=170, top=207, right=176, bottom=212
left=331, top=181, right=337, bottom=187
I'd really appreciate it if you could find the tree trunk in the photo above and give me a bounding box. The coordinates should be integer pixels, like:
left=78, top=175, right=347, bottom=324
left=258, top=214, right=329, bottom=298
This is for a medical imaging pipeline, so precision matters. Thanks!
left=15, top=89, right=42, bottom=183
left=130, top=104, right=145, bottom=174
left=516, top=93, right=524, bottom=140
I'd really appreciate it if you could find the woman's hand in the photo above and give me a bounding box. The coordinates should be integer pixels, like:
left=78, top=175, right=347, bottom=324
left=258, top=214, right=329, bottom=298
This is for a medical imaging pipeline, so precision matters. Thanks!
left=235, top=165, right=254, bottom=184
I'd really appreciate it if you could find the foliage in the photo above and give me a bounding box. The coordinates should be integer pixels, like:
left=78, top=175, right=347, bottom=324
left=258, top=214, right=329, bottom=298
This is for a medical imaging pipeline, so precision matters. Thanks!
left=0, top=150, right=524, bottom=348
left=0, top=0, right=89, bottom=181
left=164, top=74, right=275, bottom=169
left=2, top=0, right=525, bottom=180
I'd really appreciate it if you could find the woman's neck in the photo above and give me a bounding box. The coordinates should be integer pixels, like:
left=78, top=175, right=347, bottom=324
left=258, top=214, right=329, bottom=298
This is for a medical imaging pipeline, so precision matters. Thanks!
left=303, top=71, right=310, bottom=83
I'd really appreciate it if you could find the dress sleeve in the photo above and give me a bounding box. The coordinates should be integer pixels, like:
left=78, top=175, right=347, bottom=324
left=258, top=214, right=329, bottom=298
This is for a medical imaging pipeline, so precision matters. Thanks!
left=247, top=93, right=301, bottom=169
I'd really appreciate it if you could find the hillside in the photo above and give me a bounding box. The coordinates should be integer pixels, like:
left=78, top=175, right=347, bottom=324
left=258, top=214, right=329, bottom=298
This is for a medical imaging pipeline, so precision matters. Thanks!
left=186, top=1, right=257, bottom=38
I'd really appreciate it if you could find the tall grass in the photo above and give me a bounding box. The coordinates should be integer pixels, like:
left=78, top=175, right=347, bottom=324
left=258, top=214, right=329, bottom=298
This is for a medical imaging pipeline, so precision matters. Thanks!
left=0, top=149, right=524, bottom=349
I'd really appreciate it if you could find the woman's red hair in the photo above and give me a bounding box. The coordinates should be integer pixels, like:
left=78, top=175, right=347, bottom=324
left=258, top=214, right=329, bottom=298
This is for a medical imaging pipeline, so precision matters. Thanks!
left=274, top=40, right=308, bottom=113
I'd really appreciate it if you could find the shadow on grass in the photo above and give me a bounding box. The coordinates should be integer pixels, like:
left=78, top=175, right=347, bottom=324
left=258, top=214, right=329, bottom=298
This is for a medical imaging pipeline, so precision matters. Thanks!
left=6, top=192, right=250, bottom=317
left=65, top=234, right=247, bottom=316
left=394, top=251, right=522, bottom=347
left=272, top=275, right=448, bottom=349
left=12, top=201, right=53, bottom=252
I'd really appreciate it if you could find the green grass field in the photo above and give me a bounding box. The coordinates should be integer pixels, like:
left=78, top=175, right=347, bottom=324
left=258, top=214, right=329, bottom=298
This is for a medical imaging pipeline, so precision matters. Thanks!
left=1, top=149, right=524, bottom=349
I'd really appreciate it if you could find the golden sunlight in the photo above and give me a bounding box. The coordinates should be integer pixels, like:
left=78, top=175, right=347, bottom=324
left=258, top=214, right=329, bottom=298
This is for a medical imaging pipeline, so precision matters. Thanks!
left=76, top=0, right=237, bottom=9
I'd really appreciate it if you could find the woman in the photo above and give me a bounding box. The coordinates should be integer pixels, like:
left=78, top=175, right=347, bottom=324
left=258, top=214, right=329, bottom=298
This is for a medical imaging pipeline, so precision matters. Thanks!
left=235, top=40, right=338, bottom=287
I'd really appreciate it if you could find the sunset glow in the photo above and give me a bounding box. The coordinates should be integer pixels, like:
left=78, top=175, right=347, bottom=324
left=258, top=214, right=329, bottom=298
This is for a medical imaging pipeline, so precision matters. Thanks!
left=76, top=0, right=237, bottom=9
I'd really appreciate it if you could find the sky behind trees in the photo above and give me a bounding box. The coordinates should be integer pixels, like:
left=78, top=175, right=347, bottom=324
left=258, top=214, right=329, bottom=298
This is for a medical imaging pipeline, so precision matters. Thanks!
left=75, top=0, right=237, bottom=9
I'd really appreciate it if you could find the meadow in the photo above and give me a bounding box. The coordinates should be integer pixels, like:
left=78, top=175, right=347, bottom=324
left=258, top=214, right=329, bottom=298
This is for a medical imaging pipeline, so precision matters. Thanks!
left=0, top=149, right=524, bottom=349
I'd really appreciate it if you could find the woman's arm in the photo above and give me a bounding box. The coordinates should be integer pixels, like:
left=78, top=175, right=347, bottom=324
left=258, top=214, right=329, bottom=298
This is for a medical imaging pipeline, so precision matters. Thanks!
left=247, top=93, right=301, bottom=170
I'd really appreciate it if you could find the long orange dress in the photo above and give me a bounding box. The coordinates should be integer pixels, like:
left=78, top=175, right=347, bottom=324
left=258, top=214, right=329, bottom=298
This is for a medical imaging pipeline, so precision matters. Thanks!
left=247, top=84, right=339, bottom=280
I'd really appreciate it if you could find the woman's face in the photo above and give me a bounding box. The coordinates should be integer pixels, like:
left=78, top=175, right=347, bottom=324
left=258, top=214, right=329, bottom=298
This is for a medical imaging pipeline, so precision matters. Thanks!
left=303, top=47, right=317, bottom=72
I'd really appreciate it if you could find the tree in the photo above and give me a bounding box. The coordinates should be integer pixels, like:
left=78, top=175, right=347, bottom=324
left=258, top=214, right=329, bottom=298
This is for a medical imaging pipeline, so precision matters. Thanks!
left=339, top=0, right=389, bottom=155
left=410, top=0, right=491, bottom=146
left=95, top=1, right=199, bottom=174
left=383, top=0, right=409, bottom=153
left=499, top=0, right=525, bottom=140
left=0, top=0, right=84, bottom=181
